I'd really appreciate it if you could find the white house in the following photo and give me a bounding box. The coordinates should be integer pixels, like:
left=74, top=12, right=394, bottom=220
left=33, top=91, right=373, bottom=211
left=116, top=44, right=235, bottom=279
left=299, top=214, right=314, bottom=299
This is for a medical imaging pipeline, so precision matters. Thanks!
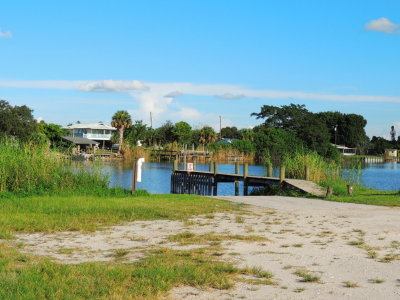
left=334, top=144, right=357, bottom=156
left=64, top=122, right=117, bottom=148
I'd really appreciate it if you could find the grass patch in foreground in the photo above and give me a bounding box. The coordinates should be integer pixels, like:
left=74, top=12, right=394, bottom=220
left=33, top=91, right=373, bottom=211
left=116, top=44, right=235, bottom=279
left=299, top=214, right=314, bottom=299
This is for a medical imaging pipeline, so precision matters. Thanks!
left=0, top=244, right=272, bottom=299
left=168, top=232, right=268, bottom=245
left=325, top=189, right=400, bottom=207
left=0, top=194, right=239, bottom=233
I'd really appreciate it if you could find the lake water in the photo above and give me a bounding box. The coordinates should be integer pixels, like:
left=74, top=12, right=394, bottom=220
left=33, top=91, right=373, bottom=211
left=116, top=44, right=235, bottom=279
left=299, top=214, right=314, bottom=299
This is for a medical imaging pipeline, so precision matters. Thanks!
left=95, top=161, right=400, bottom=194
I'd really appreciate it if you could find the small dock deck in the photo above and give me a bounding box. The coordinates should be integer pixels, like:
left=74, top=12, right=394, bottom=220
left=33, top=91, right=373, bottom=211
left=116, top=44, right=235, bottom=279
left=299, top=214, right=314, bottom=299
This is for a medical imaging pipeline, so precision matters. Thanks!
left=171, top=166, right=326, bottom=197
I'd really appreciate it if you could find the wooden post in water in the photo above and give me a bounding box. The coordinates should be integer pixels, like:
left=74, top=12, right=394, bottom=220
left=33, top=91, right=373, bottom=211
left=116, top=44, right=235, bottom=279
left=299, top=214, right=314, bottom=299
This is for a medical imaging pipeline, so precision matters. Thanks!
left=267, top=164, right=273, bottom=177
left=183, top=155, right=187, bottom=170
left=193, top=157, right=197, bottom=171
left=209, top=161, right=214, bottom=172
left=173, top=159, right=178, bottom=171
left=243, top=163, right=249, bottom=196
left=235, top=162, right=240, bottom=196
left=213, top=162, right=218, bottom=175
left=213, top=162, right=218, bottom=196
left=131, top=159, right=138, bottom=194
left=305, top=165, right=310, bottom=181
left=279, top=166, right=285, bottom=183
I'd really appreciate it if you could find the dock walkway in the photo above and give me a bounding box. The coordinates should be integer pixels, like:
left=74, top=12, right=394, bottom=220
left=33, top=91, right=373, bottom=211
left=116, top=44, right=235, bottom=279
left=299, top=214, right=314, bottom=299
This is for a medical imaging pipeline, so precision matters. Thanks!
left=171, top=169, right=326, bottom=197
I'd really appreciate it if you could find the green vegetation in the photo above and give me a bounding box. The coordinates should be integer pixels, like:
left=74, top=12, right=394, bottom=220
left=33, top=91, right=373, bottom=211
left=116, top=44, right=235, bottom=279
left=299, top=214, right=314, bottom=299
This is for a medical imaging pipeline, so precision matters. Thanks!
left=325, top=189, right=400, bottom=206
left=343, top=281, right=359, bottom=288
left=0, top=194, right=237, bottom=234
left=293, top=269, right=321, bottom=283
left=167, top=232, right=267, bottom=245
left=111, top=110, right=132, bottom=153
left=0, top=245, right=247, bottom=299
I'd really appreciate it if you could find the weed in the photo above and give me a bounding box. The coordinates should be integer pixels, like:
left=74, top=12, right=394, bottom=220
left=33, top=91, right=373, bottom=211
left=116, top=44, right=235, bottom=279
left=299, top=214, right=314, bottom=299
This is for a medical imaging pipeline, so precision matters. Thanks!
left=293, top=269, right=320, bottom=283
left=343, top=281, right=359, bottom=288
left=368, top=278, right=385, bottom=284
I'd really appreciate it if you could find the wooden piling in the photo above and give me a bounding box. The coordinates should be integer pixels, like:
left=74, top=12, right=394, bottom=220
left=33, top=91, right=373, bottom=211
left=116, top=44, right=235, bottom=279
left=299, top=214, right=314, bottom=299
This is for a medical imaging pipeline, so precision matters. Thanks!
left=209, top=161, right=214, bottom=172
left=305, top=165, right=310, bottom=181
left=267, top=164, right=273, bottom=177
left=213, top=162, right=218, bottom=176
left=325, top=186, right=333, bottom=197
left=173, top=159, right=178, bottom=171
left=279, top=166, right=285, bottom=182
left=235, top=162, right=240, bottom=196
left=243, top=163, right=248, bottom=196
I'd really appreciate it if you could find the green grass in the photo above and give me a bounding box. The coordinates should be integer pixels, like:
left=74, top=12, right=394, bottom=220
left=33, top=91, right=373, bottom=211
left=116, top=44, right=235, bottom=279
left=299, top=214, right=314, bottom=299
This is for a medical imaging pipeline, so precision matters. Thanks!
left=0, top=194, right=238, bottom=234
left=324, top=189, right=400, bottom=207
left=0, top=244, right=244, bottom=299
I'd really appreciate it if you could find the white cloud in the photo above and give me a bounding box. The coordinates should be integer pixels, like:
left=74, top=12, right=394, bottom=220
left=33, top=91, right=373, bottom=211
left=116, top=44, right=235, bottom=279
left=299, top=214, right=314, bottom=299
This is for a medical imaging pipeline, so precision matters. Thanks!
left=215, top=93, right=246, bottom=99
left=165, top=91, right=183, bottom=98
left=79, top=80, right=148, bottom=92
left=0, top=30, right=12, bottom=38
left=365, top=17, right=400, bottom=34
left=3, top=79, right=400, bottom=130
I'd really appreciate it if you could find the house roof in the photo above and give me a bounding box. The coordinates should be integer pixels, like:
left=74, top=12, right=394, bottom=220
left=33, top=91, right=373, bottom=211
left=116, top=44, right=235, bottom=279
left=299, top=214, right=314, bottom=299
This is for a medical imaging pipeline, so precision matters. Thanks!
left=64, top=122, right=116, bottom=131
left=62, top=136, right=100, bottom=145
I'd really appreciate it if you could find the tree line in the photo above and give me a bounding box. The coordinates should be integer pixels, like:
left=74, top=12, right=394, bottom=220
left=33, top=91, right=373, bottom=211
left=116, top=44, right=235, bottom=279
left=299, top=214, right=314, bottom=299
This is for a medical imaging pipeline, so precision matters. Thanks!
left=0, top=99, right=396, bottom=160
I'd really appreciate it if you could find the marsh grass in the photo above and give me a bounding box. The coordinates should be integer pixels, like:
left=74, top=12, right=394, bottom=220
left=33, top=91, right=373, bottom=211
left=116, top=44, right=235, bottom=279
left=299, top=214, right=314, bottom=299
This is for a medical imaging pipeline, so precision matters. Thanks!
left=283, top=151, right=339, bottom=183
left=0, top=139, right=115, bottom=196
left=0, top=194, right=238, bottom=233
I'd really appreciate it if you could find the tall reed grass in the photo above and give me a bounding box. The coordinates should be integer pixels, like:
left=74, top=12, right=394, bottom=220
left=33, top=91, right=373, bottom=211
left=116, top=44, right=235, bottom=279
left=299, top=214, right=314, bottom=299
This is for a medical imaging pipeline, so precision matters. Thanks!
left=0, top=139, right=111, bottom=195
left=283, top=150, right=340, bottom=183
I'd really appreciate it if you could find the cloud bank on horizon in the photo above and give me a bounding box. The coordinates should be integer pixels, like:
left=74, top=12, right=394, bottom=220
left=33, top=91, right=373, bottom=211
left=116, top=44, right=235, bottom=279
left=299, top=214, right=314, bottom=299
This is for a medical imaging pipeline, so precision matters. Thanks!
left=1, top=79, right=400, bottom=131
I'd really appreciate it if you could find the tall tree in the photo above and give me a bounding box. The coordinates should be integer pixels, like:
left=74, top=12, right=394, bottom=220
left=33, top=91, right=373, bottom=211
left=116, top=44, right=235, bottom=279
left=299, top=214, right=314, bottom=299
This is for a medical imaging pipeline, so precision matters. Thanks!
left=111, top=110, right=132, bottom=152
left=0, top=100, right=37, bottom=141
left=173, top=121, right=192, bottom=145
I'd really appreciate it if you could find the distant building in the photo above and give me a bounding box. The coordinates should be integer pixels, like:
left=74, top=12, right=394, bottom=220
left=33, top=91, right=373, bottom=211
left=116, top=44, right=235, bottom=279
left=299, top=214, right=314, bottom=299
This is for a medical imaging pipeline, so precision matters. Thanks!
left=334, top=144, right=357, bottom=156
left=64, top=122, right=116, bottom=148
left=384, top=149, right=398, bottom=161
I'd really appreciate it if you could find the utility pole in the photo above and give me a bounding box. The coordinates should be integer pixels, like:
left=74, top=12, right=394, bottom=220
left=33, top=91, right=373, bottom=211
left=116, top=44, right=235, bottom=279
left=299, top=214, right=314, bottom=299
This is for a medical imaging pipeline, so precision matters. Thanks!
left=334, top=124, right=338, bottom=145
left=150, top=112, right=153, bottom=128
left=219, top=116, right=222, bottom=140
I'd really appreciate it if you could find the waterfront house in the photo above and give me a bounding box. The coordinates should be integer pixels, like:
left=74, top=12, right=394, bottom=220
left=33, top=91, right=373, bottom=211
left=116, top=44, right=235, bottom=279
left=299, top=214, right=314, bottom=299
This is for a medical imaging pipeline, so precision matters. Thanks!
left=64, top=122, right=116, bottom=148
left=334, top=144, right=357, bottom=156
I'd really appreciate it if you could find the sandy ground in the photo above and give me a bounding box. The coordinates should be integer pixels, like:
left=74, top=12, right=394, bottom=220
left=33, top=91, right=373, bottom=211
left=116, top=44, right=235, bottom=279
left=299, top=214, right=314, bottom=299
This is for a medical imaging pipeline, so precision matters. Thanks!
left=15, top=196, right=400, bottom=300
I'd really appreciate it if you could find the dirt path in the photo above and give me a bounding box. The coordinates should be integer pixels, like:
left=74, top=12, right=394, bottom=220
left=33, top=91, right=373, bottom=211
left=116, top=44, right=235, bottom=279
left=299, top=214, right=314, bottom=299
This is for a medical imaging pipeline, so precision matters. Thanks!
left=15, top=196, right=400, bottom=300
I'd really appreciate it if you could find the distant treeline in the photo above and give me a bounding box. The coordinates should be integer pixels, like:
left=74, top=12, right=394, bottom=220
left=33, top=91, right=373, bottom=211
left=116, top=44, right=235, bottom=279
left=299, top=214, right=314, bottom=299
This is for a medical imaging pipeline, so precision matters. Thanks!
left=0, top=100, right=397, bottom=161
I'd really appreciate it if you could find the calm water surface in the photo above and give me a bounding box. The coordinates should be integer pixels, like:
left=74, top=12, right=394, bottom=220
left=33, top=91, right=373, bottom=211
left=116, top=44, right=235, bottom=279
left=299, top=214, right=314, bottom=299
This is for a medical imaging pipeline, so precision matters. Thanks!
left=95, top=161, right=400, bottom=194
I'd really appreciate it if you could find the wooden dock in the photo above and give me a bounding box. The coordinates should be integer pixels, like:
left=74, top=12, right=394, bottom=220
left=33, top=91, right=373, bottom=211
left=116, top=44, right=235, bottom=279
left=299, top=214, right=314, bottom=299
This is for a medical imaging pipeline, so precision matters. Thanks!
left=170, top=164, right=326, bottom=197
left=151, top=149, right=213, bottom=161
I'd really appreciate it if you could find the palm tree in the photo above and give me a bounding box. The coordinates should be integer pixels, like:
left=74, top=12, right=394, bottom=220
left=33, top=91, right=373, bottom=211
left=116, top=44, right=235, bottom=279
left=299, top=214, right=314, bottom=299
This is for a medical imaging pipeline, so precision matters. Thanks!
left=199, top=126, right=217, bottom=144
left=111, top=110, right=132, bottom=153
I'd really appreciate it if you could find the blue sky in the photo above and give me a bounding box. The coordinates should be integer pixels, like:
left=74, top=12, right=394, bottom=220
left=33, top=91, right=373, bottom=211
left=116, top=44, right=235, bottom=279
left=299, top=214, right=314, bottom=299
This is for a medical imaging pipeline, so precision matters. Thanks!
left=0, top=0, right=399, bottom=138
